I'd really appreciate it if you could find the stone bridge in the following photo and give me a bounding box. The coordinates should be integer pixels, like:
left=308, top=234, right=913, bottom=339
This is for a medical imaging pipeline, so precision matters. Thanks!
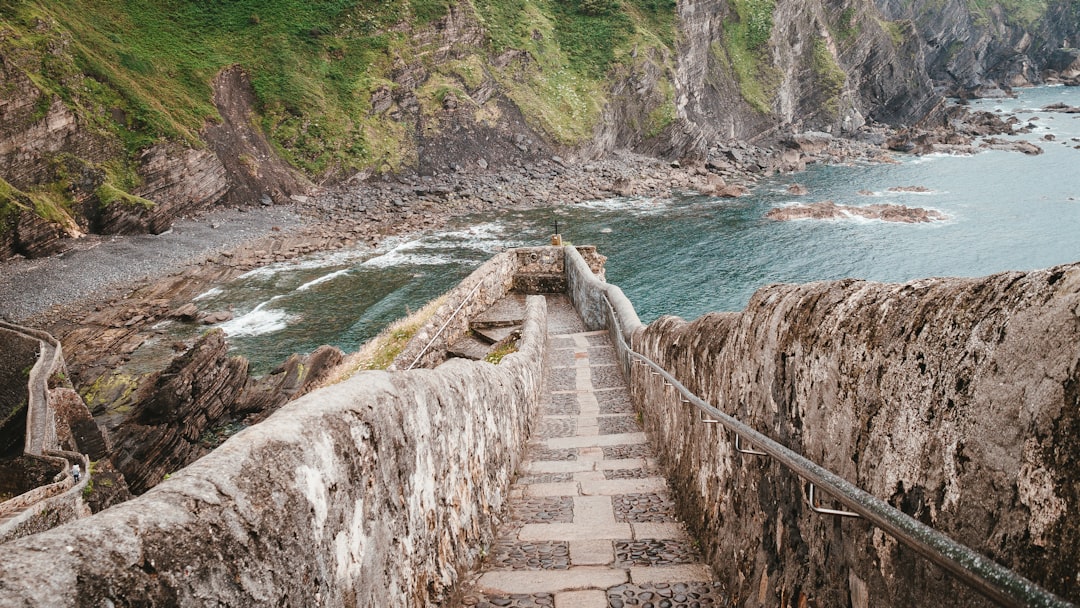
left=0, top=247, right=1076, bottom=607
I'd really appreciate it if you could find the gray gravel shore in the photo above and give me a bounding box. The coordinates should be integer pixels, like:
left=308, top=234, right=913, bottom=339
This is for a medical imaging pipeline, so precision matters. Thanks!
left=0, top=206, right=303, bottom=323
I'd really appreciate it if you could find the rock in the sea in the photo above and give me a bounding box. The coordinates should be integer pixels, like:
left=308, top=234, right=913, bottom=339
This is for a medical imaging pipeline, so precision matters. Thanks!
left=169, top=302, right=199, bottom=321
left=199, top=310, right=234, bottom=324
left=887, top=185, right=932, bottom=193
left=765, top=201, right=946, bottom=223
left=980, top=138, right=1044, bottom=155
left=787, top=183, right=809, bottom=196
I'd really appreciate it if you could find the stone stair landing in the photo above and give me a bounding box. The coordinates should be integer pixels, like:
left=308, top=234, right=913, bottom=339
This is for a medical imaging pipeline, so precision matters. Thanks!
left=459, top=295, right=725, bottom=608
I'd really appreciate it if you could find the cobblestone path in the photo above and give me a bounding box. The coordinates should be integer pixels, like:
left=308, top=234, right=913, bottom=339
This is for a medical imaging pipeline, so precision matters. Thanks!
left=461, top=295, right=725, bottom=608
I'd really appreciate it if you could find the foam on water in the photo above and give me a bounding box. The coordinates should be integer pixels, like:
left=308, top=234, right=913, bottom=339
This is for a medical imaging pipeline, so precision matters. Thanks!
left=218, top=304, right=294, bottom=337
left=193, top=287, right=223, bottom=301
left=236, top=248, right=377, bottom=281
left=297, top=268, right=352, bottom=291
left=576, top=196, right=671, bottom=215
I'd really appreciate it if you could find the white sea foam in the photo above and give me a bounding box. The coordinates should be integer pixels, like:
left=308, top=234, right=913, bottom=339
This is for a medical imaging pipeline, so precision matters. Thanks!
left=577, top=197, right=669, bottom=214
left=218, top=306, right=293, bottom=337
left=361, top=249, right=455, bottom=269
left=297, top=268, right=352, bottom=291
left=236, top=248, right=375, bottom=281
left=192, top=287, right=223, bottom=301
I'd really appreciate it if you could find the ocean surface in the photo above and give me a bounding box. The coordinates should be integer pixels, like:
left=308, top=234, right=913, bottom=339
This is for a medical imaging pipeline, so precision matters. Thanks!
left=154, top=86, right=1080, bottom=374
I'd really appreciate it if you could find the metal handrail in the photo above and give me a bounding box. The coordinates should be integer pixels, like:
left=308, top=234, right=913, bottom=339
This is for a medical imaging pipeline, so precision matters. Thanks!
left=601, top=294, right=1073, bottom=608
left=405, top=278, right=486, bottom=370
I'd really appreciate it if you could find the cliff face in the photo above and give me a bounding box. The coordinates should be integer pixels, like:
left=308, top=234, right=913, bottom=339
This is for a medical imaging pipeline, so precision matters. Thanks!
left=876, top=0, right=1080, bottom=95
left=633, top=263, right=1080, bottom=605
left=2, top=0, right=1075, bottom=259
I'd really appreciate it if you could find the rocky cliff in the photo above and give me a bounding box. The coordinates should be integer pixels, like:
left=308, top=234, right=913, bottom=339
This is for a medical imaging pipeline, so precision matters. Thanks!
left=2, top=0, right=1076, bottom=259
left=877, top=0, right=1080, bottom=96
left=633, top=263, right=1080, bottom=605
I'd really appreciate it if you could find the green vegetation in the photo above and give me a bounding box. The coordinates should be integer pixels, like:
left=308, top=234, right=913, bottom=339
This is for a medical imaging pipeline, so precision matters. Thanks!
left=967, top=0, right=1048, bottom=26
left=645, top=76, right=676, bottom=138
left=812, top=40, right=846, bottom=117
left=876, top=17, right=907, bottom=47
left=835, top=6, right=859, bottom=42
left=1, top=0, right=681, bottom=184
left=484, top=341, right=519, bottom=364
left=470, top=0, right=678, bottom=144
left=720, top=0, right=780, bottom=114
left=0, top=177, right=31, bottom=234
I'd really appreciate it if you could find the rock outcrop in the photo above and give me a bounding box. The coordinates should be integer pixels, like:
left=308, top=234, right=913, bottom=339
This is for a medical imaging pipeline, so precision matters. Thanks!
left=106, top=330, right=344, bottom=495
left=766, top=201, right=947, bottom=222
left=633, top=263, right=1080, bottom=605
left=876, top=0, right=1079, bottom=94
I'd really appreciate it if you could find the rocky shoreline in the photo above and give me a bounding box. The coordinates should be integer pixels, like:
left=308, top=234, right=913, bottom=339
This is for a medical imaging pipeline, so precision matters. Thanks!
left=0, top=99, right=1051, bottom=501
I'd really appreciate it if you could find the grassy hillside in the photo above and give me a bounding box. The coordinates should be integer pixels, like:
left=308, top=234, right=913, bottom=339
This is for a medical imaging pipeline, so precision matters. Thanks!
left=0, top=0, right=677, bottom=179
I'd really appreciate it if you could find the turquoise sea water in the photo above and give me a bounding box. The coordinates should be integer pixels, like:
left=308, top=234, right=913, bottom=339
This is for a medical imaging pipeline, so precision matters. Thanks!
left=171, top=86, right=1080, bottom=373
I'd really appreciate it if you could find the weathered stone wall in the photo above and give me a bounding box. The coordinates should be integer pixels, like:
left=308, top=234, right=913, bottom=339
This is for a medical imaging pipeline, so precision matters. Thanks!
left=0, top=451, right=89, bottom=545
left=631, top=264, right=1080, bottom=606
left=0, top=330, right=35, bottom=455
left=0, top=296, right=548, bottom=607
left=392, top=250, right=518, bottom=370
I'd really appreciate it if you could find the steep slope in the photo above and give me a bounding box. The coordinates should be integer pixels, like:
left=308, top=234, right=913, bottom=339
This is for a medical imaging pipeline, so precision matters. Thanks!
left=1, top=0, right=1075, bottom=260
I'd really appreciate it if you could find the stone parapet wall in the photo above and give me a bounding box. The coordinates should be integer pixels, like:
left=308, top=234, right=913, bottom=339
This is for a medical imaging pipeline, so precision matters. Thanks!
left=0, top=451, right=89, bottom=545
left=630, top=264, right=1080, bottom=606
left=563, top=245, right=641, bottom=384
left=392, top=250, right=518, bottom=370
left=0, top=295, right=549, bottom=607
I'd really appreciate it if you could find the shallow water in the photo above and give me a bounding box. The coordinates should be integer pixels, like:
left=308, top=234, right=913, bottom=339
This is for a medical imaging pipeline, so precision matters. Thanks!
left=180, top=86, right=1080, bottom=374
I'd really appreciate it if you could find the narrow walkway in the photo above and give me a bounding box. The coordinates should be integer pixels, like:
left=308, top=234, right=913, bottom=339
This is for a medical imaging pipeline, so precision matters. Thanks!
left=461, top=295, right=725, bottom=608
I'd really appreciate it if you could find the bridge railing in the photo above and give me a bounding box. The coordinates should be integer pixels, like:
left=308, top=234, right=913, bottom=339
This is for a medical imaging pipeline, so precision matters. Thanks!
left=563, top=253, right=1073, bottom=607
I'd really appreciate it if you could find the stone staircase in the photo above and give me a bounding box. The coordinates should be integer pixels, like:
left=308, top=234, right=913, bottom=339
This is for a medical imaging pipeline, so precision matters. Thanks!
left=459, top=295, right=726, bottom=607
left=448, top=294, right=527, bottom=361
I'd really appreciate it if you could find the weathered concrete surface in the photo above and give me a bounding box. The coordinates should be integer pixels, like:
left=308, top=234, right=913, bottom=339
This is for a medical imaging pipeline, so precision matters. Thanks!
left=0, top=296, right=548, bottom=607
left=632, top=264, right=1080, bottom=606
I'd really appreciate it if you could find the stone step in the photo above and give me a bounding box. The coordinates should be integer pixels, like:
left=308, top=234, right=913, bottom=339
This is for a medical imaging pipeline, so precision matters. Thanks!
left=472, top=324, right=519, bottom=345
left=460, top=294, right=724, bottom=608
left=446, top=335, right=491, bottom=361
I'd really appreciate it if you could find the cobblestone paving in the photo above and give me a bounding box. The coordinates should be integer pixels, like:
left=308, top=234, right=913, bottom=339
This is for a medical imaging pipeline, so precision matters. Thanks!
left=543, top=392, right=580, bottom=415
left=591, top=364, right=628, bottom=389
left=466, top=593, right=556, bottom=608
left=550, top=337, right=575, bottom=350
left=462, top=294, right=721, bottom=608
left=536, top=417, right=576, bottom=438
left=603, top=467, right=657, bottom=480
left=510, top=496, right=574, bottom=524
left=599, top=415, right=640, bottom=435
left=490, top=541, right=571, bottom=570
left=548, top=349, right=576, bottom=367
left=545, top=367, right=576, bottom=391
left=614, top=540, right=700, bottom=567
left=612, top=493, right=678, bottom=523
left=597, top=389, right=636, bottom=414
left=606, top=583, right=726, bottom=607
left=587, top=346, right=619, bottom=365
left=528, top=447, right=577, bottom=461
left=603, top=444, right=652, bottom=460
left=586, top=334, right=611, bottom=347
left=516, top=472, right=574, bottom=484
